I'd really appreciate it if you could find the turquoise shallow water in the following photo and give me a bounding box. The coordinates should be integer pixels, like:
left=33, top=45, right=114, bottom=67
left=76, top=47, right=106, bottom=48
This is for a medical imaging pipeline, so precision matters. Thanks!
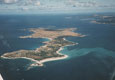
left=61, top=47, right=115, bottom=60
left=0, top=13, right=115, bottom=80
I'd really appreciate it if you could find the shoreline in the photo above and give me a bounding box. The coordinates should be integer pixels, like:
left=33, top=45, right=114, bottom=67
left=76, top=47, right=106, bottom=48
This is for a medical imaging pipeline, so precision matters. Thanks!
left=1, top=28, right=82, bottom=67
left=1, top=46, right=68, bottom=67
left=30, top=46, right=68, bottom=67
left=1, top=38, right=78, bottom=67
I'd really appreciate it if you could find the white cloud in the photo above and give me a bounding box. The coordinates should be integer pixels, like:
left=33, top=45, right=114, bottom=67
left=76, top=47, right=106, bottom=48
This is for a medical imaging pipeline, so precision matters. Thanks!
left=4, top=0, right=17, bottom=3
left=21, top=7, right=29, bottom=11
left=2, top=40, right=11, bottom=48
left=36, top=1, right=40, bottom=6
left=0, top=0, right=115, bottom=13
left=65, top=0, right=98, bottom=7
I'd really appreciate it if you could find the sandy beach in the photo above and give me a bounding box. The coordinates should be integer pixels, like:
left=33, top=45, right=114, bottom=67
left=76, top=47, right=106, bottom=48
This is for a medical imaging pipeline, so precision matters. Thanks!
left=1, top=46, right=68, bottom=67
left=31, top=47, right=68, bottom=67
left=1, top=28, right=82, bottom=68
left=1, top=37, right=78, bottom=67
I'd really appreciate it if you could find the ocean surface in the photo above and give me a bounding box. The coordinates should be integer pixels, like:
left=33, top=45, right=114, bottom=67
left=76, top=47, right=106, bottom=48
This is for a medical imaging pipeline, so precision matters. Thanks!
left=0, top=13, right=115, bottom=80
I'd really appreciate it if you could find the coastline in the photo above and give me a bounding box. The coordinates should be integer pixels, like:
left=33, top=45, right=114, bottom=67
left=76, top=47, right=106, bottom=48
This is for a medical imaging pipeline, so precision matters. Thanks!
left=31, top=46, right=68, bottom=67
left=1, top=46, right=68, bottom=67
left=35, top=38, right=78, bottom=66
left=1, top=38, right=78, bottom=67
left=1, top=28, right=82, bottom=67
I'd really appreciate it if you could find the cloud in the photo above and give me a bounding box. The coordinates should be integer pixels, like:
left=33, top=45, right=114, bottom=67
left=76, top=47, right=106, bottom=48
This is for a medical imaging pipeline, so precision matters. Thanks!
left=21, top=7, right=29, bottom=11
left=0, top=0, right=114, bottom=8
left=0, top=0, right=115, bottom=13
left=4, top=0, right=17, bottom=3
left=36, top=1, right=40, bottom=6
left=65, top=0, right=99, bottom=7
left=0, top=35, right=4, bottom=39
left=0, top=34, right=11, bottom=48
left=2, top=40, right=11, bottom=48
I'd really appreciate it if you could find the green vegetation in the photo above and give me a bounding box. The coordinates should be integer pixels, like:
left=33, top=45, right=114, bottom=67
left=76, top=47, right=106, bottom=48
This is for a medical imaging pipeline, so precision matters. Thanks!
left=2, top=37, right=75, bottom=61
left=1, top=28, right=81, bottom=63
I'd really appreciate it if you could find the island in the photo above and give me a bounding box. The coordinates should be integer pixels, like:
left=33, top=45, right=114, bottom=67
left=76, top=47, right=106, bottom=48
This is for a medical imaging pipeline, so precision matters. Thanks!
left=91, top=15, right=115, bottom=25
left=1, top=28, right=84, bottom=66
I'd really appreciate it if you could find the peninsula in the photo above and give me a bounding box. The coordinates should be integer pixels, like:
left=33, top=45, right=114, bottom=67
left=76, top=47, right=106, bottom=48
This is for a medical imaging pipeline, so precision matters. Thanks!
left=1, top=28, right=83, bottom=66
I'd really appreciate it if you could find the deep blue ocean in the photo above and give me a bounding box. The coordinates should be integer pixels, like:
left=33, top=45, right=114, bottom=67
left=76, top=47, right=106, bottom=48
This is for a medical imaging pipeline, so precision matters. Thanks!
left=0, top=13, right=115, bottom=80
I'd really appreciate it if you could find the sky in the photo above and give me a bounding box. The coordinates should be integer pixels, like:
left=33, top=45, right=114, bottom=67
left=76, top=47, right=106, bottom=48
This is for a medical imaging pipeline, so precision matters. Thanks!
left=0, top=0, right=115, bottom=14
